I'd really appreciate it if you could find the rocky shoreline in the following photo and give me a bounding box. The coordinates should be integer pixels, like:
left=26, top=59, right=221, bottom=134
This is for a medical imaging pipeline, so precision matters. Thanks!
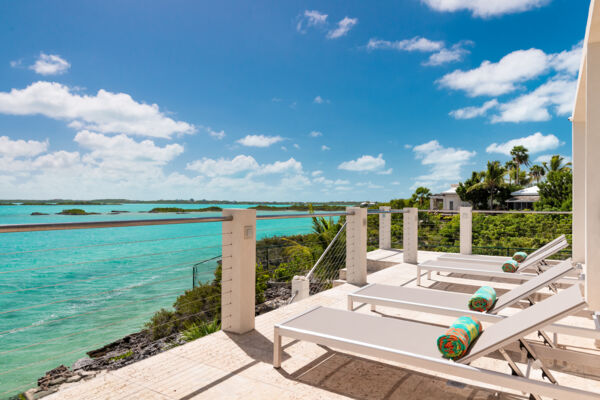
left=20, top=282, right=292, bottom=399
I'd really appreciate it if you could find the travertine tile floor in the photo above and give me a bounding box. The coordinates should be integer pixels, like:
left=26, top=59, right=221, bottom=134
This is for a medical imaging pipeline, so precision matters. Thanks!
left=46, top=251, right=600, bottom=400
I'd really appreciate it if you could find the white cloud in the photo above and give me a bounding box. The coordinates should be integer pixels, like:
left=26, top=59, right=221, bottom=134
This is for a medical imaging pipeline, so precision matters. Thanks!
left=311, top=170, right=323, bottom=177
left=281, top=146, right=287, bottom=151
left=186, top=155, right=259, bottom=177
left=424, top=42, right=473, bottom=66
left=404, top=144, right=413, bottom=149
left=321, top=145, right=330, bottom=151
left=29, top=53, right=70, bottom=75
left=74, top=130, right=184, bottom=167
left=309, top=130, right=322, bottom=137
left=438, top=44, right=582, bottom=98
left=313, top=96, right=330, bottom=104
left=412, top=140, right=475, bottom=190
left=486, top=132, right=561, bottom=155
left=535, top=154, right=572, bottom=163
left=367, top=37, right=443, bottom=52
left=449, top=99, right=499, bottom=119
left=377, top=168, right=393, bottom=175
left=236, top=134, right=284, bottom=147
left=186, top=155, right=302, bottom=178
left=367, top=37, right=471, bottom=66
left=0, top=136, right=48, bottom=158
left=32, top=150, right=81, bottom=169
left=257, top=158, right=303, bottom=175
left=293, top=143, right=300, bottom=149
left=297, top=10, right=328, bottom=33
left=421, top=0, right=550, bottom=18
left=491, top=77, right=577, bottom=123
left=0, top=81, right=195, bottom=138
left=438, top=49, right=550, bottom=97
left=327, top=17, right=358, bottom=39
left=207, top=129, right=225, bottom=140
left=338, top=154, right=386, bottom=172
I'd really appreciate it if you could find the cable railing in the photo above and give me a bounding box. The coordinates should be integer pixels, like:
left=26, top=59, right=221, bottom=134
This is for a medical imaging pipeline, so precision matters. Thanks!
left=0, top=206, right=576, bottom=398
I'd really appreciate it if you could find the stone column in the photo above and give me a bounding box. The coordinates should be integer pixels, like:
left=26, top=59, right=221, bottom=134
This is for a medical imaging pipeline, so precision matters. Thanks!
left=403, top=208, right=418, bottom=264
left=291, top=275, right=310, bottom=302
left=379, top=206, right=391, bottom=249
left=460, top=207, right=472, bottom=255
left=586, top=42, right=600, bottom=310
left=346, top=207, right=367, bottom=286
left=221, top=209, right=256, bottom=334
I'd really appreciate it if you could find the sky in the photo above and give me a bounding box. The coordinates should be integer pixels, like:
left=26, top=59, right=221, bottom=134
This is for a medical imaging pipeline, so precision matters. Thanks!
left=0, top=0, right=588, bottom=201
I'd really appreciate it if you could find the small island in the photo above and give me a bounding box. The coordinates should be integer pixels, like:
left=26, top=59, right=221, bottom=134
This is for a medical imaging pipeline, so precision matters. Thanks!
left=250, top=204, right=346, bottom=211
left=30, top=212, right=49, bottom=216
left=148, top=207, right=223, bottom=213
left=57, top=209, right=100, bottom=215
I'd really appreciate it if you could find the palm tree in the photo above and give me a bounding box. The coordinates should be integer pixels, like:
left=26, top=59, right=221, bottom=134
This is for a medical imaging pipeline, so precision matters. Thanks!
left=504, top=160, right=516, bottom=185
left=529, top=165, right=545, bottom=184
left=510, top=145, right=530, bottom=186
left=542, top=155, right=572, bottom=172
left=467, top=161, right=506, bottom=209
left=410, top=187, right=431, bottom=209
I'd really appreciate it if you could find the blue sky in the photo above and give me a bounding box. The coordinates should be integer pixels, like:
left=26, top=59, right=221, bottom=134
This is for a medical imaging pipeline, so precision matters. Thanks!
left=0, top=0, right=588, bottom=201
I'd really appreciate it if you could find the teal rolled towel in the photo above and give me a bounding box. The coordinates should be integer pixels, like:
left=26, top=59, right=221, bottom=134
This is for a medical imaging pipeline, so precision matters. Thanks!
left=513, top=251, right=527, bottom=263
left=502, top=259, right=519, bottom=273
left=468, top=286, right=497, bottom=312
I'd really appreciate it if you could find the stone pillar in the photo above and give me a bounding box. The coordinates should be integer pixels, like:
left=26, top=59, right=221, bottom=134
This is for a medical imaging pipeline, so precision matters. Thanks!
left=586, top=42, right=600, bottom=310
left=460, top=207, right=472, bottom=255
left=346, top=207, right=367, bottom=286
left=573, top=121, right=586, bottom=264
left=379, top=206, right=391, bottom=249
left=221, top=209, right=256, bottom=334
left=403, top=208, right=418, bottom=264
left=291, top=275, right=310, bottom=302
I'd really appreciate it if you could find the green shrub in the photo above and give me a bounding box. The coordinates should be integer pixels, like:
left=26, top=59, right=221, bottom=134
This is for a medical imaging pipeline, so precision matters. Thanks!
left=182, top=319, right=221, bottom=342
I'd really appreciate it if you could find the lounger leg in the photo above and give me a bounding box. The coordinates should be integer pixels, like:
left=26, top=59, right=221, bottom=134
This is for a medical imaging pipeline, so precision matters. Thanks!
left=273, top=328, right=282, bottom=368
left=371, top=304, right=376, bottom=312
left=347, top=297, right=354, bottom=311
left=427, top=271, right=431, bottom=280
left=417, top=266, right=422, bottom=286
left=498, top=348, right=543, bottom=400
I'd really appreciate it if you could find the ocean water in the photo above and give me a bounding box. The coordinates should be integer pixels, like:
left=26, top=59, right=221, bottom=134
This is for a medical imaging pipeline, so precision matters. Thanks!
left=0, top=203, right=318, bottom=398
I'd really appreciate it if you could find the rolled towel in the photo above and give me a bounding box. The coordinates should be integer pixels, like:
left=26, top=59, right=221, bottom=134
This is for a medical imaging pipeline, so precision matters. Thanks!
left=513, top=251, right=527, bottom=263
left=437, top=316, right=482, bottom=359
left=468, top=286, right=497, bottom=312
left=502, top=259, right=519, bottom=273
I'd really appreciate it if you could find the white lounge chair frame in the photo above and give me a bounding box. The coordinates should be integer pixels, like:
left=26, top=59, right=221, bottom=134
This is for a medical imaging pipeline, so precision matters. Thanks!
left=274, top=285, right=599, bottom=400
left=416, top=239, right=576, bottom=286
left=438, top=235, right=568, bottom=265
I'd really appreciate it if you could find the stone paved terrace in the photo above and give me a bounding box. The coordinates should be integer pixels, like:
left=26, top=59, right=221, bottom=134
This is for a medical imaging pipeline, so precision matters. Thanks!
left=46, top=250, right=600, bottom=400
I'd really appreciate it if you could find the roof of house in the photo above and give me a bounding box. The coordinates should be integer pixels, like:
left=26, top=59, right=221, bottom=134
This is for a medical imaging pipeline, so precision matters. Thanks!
left=510, top=186, right=539, bottom=196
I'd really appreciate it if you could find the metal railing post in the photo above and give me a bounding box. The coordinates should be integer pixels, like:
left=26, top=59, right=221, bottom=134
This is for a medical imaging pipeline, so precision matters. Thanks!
left=379, top=206, right=391, bottom=249
left=346, top=207, right=367, bottom=286
left=403, top=208, right=418, bottom=264
left=221, top=209, right=256, bottom=334
left=460, top=206, right=472, bottom=255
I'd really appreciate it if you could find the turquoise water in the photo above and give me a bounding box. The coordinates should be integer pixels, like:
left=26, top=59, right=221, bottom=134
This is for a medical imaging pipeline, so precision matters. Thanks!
left=0, top=203, right=316, bottom=398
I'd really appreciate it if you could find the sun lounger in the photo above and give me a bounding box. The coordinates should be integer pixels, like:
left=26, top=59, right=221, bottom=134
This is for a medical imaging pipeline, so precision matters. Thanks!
left=347, top=260, right=598, bottom=340
left=416, top=243, right=577, bottom=286
left=438, top=235, right=567, bottom=265
left=348, top=260, right=573, bottom=320
left=274, top=285, right=598, bottom=399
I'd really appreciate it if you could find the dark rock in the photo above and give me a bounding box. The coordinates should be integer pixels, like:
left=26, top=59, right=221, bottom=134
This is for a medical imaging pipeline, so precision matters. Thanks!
left=72, top=357, right=94, bottom=371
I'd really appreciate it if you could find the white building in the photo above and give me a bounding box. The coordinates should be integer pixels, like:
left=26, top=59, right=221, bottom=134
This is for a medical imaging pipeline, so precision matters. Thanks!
left=505, top=186, right=540, bottom=210
left=429, top=184, right=470, bottom=211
